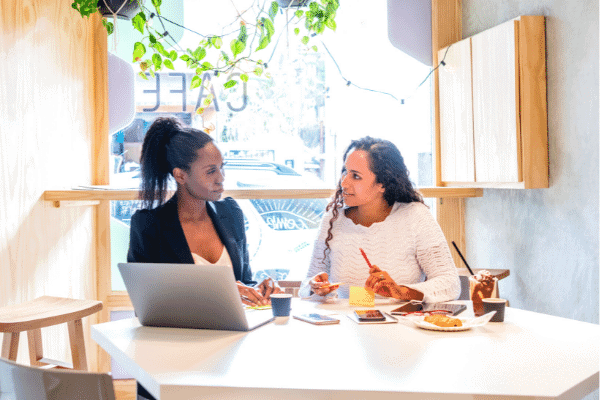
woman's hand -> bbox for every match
[237,281,268,306]
[309,272,335,296]
[255,277,283,301]
[365,266,424,301]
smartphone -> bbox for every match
[391,302,424,314]
[293,313,340,325]
[424,303,467,316]
[319,282,341,291]
[354,309,386,322]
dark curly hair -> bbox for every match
[138,116,213,209]
[323,136,424,259]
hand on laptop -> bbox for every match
[237,282,268,306]
[255,277,283,301]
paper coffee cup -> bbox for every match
[271,293,292,317]
[483,298,507,322]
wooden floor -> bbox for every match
[114,379,136,400]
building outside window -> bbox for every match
[108,1,434,290]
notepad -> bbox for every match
[349,286,375,307]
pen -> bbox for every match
[359,248,373,269]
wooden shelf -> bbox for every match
[44,187,483,205]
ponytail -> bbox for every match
[139,117,213,208]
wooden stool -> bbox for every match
[0,296,102,371]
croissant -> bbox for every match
[424,314,463,327]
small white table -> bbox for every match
[92,299,599,400]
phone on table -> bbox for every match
[391,302,467,316]
[354,309,386,322]
[319,282,341,291]
[294,313,340,325]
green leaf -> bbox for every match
[152,53,162,69]
[138,71,148,80]
[295,10,304,18]
[149,34,157,44]
[201,61,213,70]
[294,27,300,36]
[268,1,278,21]
[230,39,245,58]
[224,80,238,89]
[190,75,202,89]
[238,24,247,44]
[132,12,145,34]
[255,36,270,52]
[213,36,223,49]
[151,0,161,15]
[180,54,190,62]
[325,18,336,31]
[240,73,249,82]
[153,42,169,57]
[169,50,177,61]
[264,18,275,38]
[72,0,98,17]
[193,47,207,61]
[221,51,230,63]
[133,42,146,61]
[312,45,318,52]
[254,67,263,76]
[163,59,174,70]
[103,20,114,35]
[301,36,309,45]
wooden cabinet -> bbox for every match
[438,16,548,188]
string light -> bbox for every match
[139,3,454,105]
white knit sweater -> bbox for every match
[300,201,460,303]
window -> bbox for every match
[109,1,434,289]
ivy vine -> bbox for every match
[72,0,340,113]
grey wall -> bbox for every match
[463,0,599,324]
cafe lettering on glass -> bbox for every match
[137,72,248,113]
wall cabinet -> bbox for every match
[438,16,548,188]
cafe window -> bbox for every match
[109,1,434,289]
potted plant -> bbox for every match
[71,0,339,113]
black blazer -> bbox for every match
[127,195,256,285]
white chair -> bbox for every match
[0,356,115,400]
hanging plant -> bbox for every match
[71,0,340,113]
[97,0,142,20]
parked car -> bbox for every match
[110,159,330,283]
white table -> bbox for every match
[92,299,599,400]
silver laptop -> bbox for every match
[118,263,275,331]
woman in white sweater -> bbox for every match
[300,137,460,303]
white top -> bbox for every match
[91,299,600,400]
[192,246,232,267]
[300,202,460,303]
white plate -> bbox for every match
[405,311,496,332]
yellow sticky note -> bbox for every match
[349,286,375,307]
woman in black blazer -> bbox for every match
[126,116,280,305]
[127,117,282,400]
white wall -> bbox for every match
[463,0,599,324]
